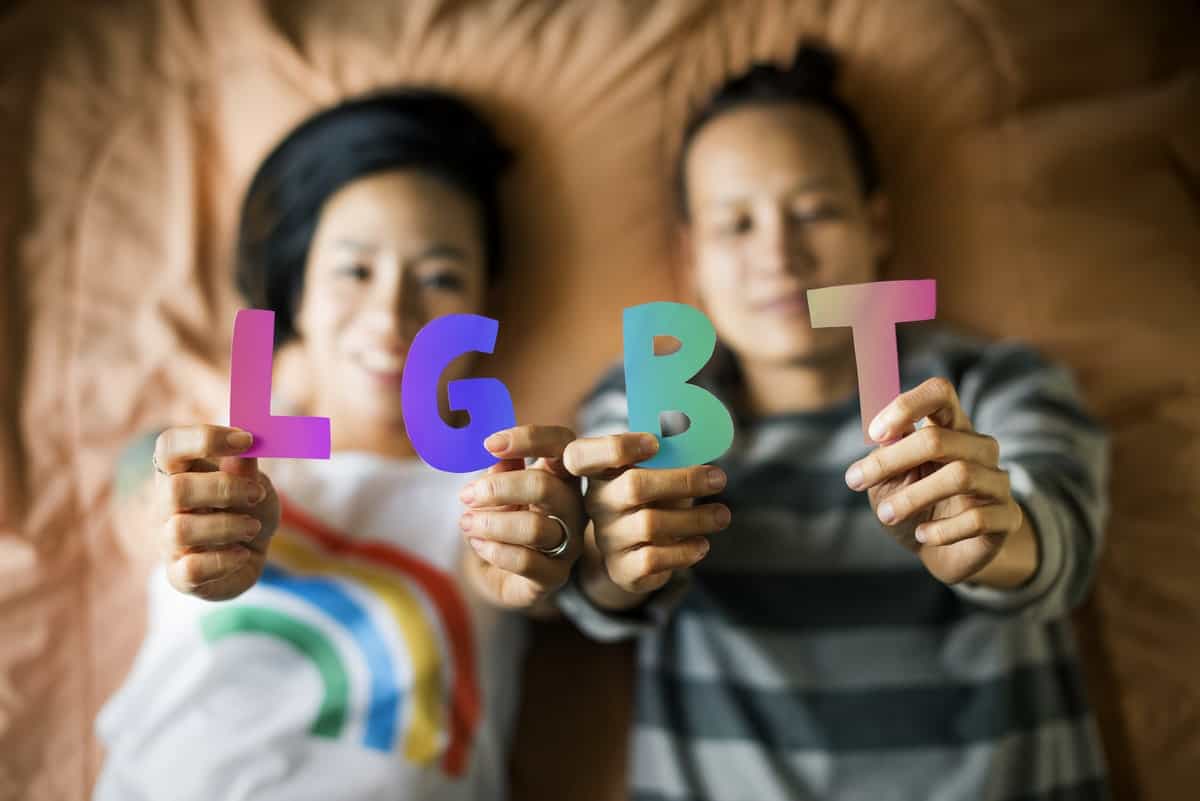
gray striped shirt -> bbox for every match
[558,326,1110,801]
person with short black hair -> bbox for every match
[558,43,1111,801]
[95,89,584,801]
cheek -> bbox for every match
[430,285,486,318]
[694,247,745,304]
[297,292,358,359]
[815,225,878,280]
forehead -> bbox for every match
[314,169,481,246]
[684,103,859,199]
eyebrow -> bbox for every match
[412,243,468,263]
[331,238,377,252]
[708,177,839,208]
[329,240,467,263]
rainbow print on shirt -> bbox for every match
[198,498,480,777]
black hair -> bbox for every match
[235,89,514,345]
[675,41,880,218]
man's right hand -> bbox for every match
[562,432,729,608]
[152,425,279,601]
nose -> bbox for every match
[750,207,815,278]
[366,261,419,342]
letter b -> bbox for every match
[623,302,734,469]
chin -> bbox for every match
[746,329,852,368]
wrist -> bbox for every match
[960,511,1039,589]
[579,549,660,611]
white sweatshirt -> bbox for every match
[95,452,527,801]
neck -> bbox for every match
[736,344,860,418]
[316,390,470,462]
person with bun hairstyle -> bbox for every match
[557,43,1111,800]
[95,90,583,801]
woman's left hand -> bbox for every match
[458,424,584,610]
[844,377,1027,585]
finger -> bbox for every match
[600,504,730,551]
[608,538,711,592]
[465,538,569,588]
[219,455,260,480]
[528,455,578,484]
[876,462,1011,526]
[847,427,1000,491]
[167,545,258,597]
[915,501,1022,546]
[461,468,577,513]
[163,512,262,555]
[167,471,268,511]
[868,377,970,442]
[593,465,726,513]
[467,558,559,609]
[156,425,255,473]
[563,433,659,477]
[461,509,570,552]
[484,425,576,461]
[486,457,526,476]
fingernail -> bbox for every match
[706,468,726,491]
[639,436,659,458]
[484,432,510,453]
[248,482,266,504]
[914,526,928,544]
[460,513,475,532]
[877,502,895,525]
[714,505,731,528]
[244,519,262,538]
[228,431,253,450]
[845,465,864,490]
[697,539,711,557]
[868,416,888,442]
[467,536,489,557]
[459,484,475,504]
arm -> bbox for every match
[553,432,727,642]
[846,344,1108,621]
[951,344,1109,618]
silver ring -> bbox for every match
[152,452,168,476]
[536,514,572,558]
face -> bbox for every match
[682,103,889,368]
[293,169,488,427]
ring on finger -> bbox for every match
[536,514,572,558]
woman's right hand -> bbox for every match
[152,425,279,600]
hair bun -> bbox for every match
[785,41,840,94]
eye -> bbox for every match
[418,270,466,291]
[792,203,842,223]
[335,263,372,281]
[715,215,753,237]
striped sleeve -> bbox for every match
[951,341,1110,622]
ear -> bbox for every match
[866,192,893,266]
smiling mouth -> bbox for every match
[356,350,407,385]
[754,291,811,315]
